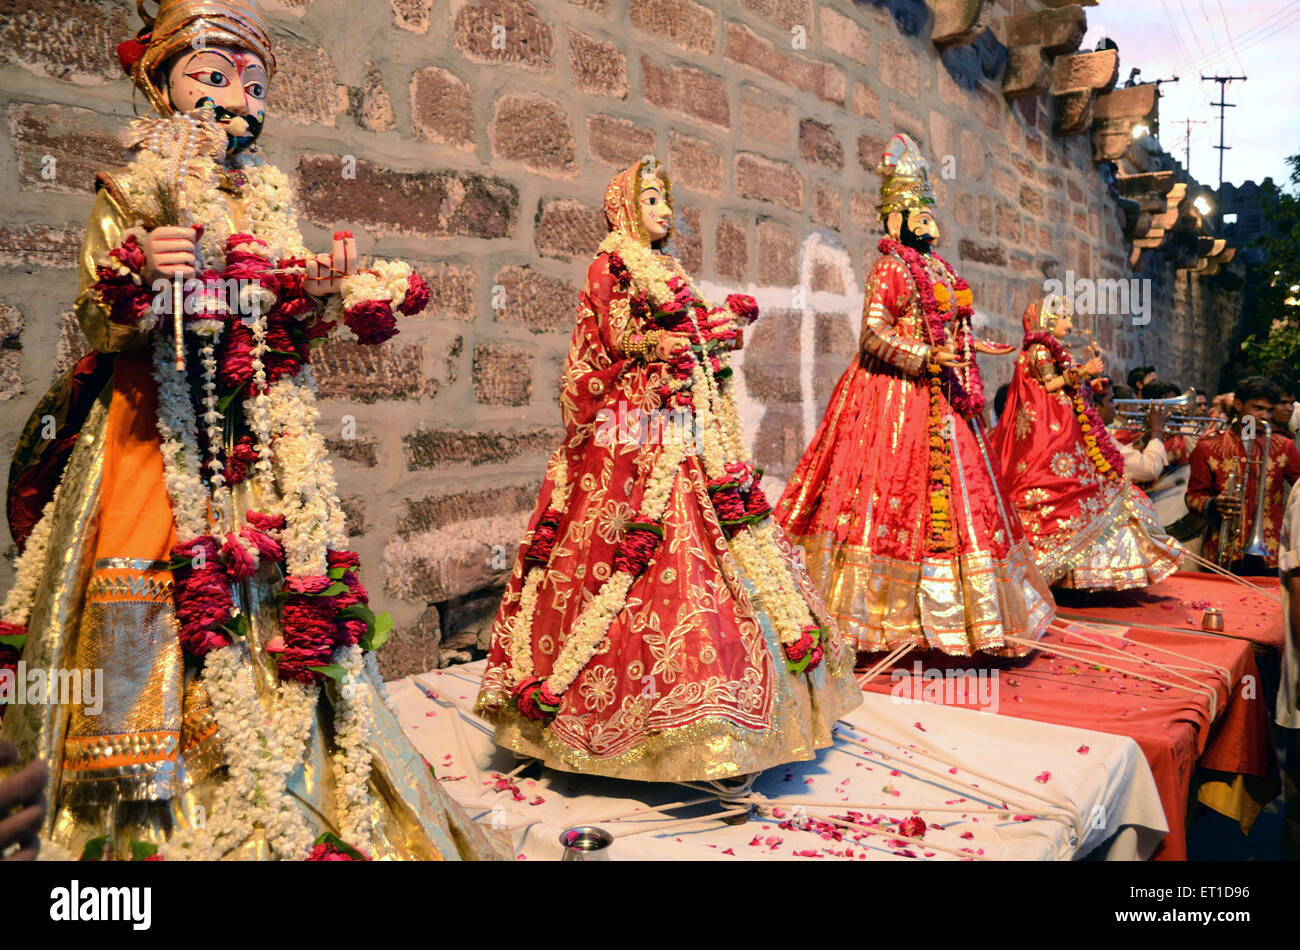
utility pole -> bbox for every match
[1202,74,1247,187]
[1179,118,1207,174]
[1150,76,1178,137]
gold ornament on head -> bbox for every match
[126,0,277,117]
[604,154,674,246]
[877,132,935,219]
[1023,291,1072,332]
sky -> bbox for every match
[1082,0,1300,190]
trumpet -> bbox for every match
[1216,419,1273,566]
[1112,388,1227,439]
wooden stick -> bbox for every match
[1048,622,1227,692]
[1050,622,1232,686]
[1178,549,1282,603]
[857,642,915,688]
[1054,610,1261,645]
[595,796,718,824]
[614,807,752,839]
[735,795,1035,818]
[835,729,1079,836]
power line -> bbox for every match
[1213,0,1247,75]
[1174,0,1300,73]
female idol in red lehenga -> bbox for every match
[776,134,1054,657]
[989,296,1183,588]
[475,157,860,783]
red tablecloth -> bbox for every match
[861,622,1279,860]
[1053,571,1285,654]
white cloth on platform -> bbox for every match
[389,660,1168,861]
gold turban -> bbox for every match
[603,155,674,244]
[122,0,277,117]
[876,132,934,219]
[1022,293,1071,333]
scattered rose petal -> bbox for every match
[1034,771,1051,784]
[1077,745,1090,755]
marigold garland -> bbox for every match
[1023,331,1124,481]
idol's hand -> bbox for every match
[933,344,968,369]
[0,740,47,862]
[973,339,1015,356]
[142,225,199,284]
[656,333,692,361]
[1082,356,1105,377]
[304,231,358,296]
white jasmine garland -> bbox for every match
[0,493,60,626]
[329,644,376,853]
[151,333,210,539]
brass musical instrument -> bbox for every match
[1113,388,1227,439]
[1216,419,1273,566]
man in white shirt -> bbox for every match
[1095,388,1170,481]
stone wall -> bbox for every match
[0,0,1237,674]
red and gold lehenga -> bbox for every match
[776,247,1054,656]
[988,299,1183,589]
[475,159,860,782]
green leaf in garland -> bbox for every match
[0,634,26,650]
[80,836,109,861]
[309,663,349,684]
[216,379,249,413]
[220,613,250,638]
[312,831,366,861]
[130,840,159,861]
[363,611,392,652]
[327,566,347,580]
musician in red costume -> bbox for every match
[990,295,1183,588]
[776,134,1054,656]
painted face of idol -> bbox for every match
[899,206,939,254]
[638,171,673,243]
[165,44,269,153]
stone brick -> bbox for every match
[492,265,577,333]
[534,197,606,260]
[852,81,880,121]
[324,437,380,468]
[351,62,395,132]
[411,66,475,149]
[798,119,844,171]
[414,261,477,321]
[996,201,1022,243]
[8,104,123,196]
[756,218,797,286]
[569,30,627,97]
[474,341,533,406]
[397,485,541,537]
[402,427,561,469]
[314,341,442,402]
[1019,184,1044,216]
[489,92,577,177]
[977,194,993,236]
[740,86,794,148]
[0,300,23,402]
[673,206,703,275]
[340,495,366,538]
[392,0,434,33]
[820,8,872,66]
[972,82,1004,131]
[0,226,81,270]
[877,39,920,98]
[587,114,655,168]
[568,0,609,11]
[848,192,875,232]
[725,22,844,106]
[641,57,730,128]
[812,182,842,231]
[752,403,806,481]
[810,260,845,295]
[958,238,1007,266]
[375,604,441,681]
[739,0,813,32]
[271,40,342,127]
[0,0,130,83]
[452,0,554,71]
[890,107,927,149]
[929,109,956,164]
[628,0,715,55]
[953,189,974,228]
[745,307,801,403]
[992,166,1017,200]
[1067,177,1084,203]
[715,216,747,281]
[297,156,518,240]
[960,129,986,181]
[857,132,887,172]
[668,130,722,195]
[735,153,804,211]
[814,311,854,358]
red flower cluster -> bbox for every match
[398,273,431,316]
[725,293,759,325]
[268,550,374,684]
[0,620,24,707]
[606,252,631,289]
[344,299,396,346]
[222,436,260,485]
[896,815,927,838]
[513,675,562,720]
[306,842,370,861]
[784,625,825,674]
[170,537,235,659]
[93,235,153,327]
[613,525,661,576]
[525,510,561,567]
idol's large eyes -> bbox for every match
[245,81,266,99]
[187,69,232,88]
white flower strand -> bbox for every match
[160,644,317,861]
[329,644,376,854]
[151,332,210,539]
[0,493,59,625]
